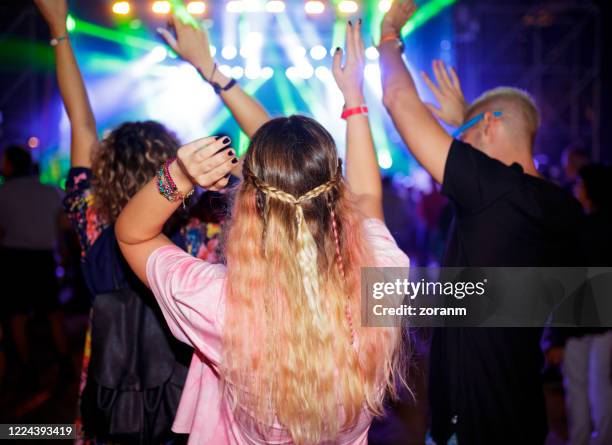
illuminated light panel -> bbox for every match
[338,0,358,14]
[151,1,171,14]
[309,45,327,60]
[221,45,237,60]
[304,0,325,15]
[365,46,379,60]
[112,1,131,15]
[226,1,244,13]
[28,136,39,149]
[378,0,392,12]
[186,1,206,15]
[266,0,286,13]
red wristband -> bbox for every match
[341,105,368,120]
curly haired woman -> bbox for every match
[116,20,410,445]
[34,0,268,442]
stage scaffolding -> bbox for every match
[454,0,602,162]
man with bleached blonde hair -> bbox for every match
[379,2,584,444]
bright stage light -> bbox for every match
[261,67,274,79]
[231,66,244,79]
[365,46,379,60]
[378,150,392,169]
[219,64,232,76]
[186,1,206,15]
[209,45,216,57]
[292,46,307,58]
[152,1,171,14]
[221,45,238,60]
[266,1,286,13]
[309,45,327,60]
[297,64,314,79]
[378,0,392,12]
[66,15,76,32]
[314,66,331,81]
[245,66,261,79]
[338,0,358,14]
[338,0,358,13]
[28,136,39,149]
[304,1,325,15]
[150,45,168,63]
[286,66,299,80]
[226,1,244,13]
[112,1,131,15]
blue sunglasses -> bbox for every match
[452,111,503,138]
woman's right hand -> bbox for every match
[175,136,237,192]
[34,0,68,35]
[157,15,215,77]
[332,20,366,107]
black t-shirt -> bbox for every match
[429,140,584,445]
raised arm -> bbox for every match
[379,0,452,184]
[115,137,236,284]
[158,15,270,139]
[34,0,97,168]
[332,20,383,221]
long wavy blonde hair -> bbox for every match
[223,116,406,444]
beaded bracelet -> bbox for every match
[157,158,194,208]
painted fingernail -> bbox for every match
[227,150,234,156]
[231,158,238,164]
[336,47,341,52]
[222,137,230,144]
[348,20,352,26]
[358,18,362,25]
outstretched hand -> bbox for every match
[157,15,214,76]
[332,20,365,106]
[421,60,467,127]
[381,0,417,38]
[34,0,68,35]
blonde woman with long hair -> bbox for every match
[116,21,409,445]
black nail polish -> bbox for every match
[348,20,352,26]
[227,150,234,156]
[222,137,230,144]
[358,18,362,25]
[336,47,341,52]
[231,158,238,164]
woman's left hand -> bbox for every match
[332,20,366,107]
[175,136,237,192]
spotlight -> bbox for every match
[226,1,244,13]
[266,1,285,13]
[245,66,261,79]
[285,66,299,80]
[231,66,244,79]
[309,45,327,60]
[297,64,314,79]
[378,150,393,169]
[314,66,331,81]
[365,46,379,60]
[293,46,307,58]
[221,45,238,60]
[28,136,39,149]
[112,1,130,15]
[152,1,171,14]
[261,67,274,79]
[304,0,325,15]
[150,45,168,63]
[219,64,232,76]
[186,1,206,15]
[338,0,358,14]
[378,0,392,12]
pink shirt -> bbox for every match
[146,218,410,444]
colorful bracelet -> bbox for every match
[341,105,368,120]
[157,158,194,208]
